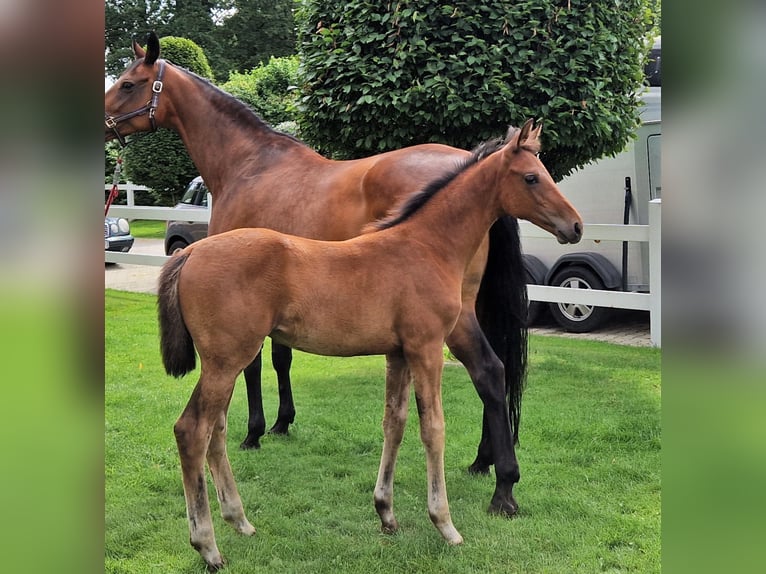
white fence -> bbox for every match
[105,184,661,347]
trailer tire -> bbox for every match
[548,266,612,332]
[525,269,545,326]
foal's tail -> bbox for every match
[475,216,528,443]
[157,252,196,378]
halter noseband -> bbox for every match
[105,59,166,146]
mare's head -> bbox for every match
[105,32,166,143]
[496,120,583,244]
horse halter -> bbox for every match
[105,59,166,146]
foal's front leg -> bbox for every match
[374,352,411,534]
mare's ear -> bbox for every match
[143,31,161,66]
[132,38,145,59]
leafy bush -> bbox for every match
[221,56,301,127]
[122,36,213,205]
[297,1,656,180]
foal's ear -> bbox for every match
[516,119,535,151]
[143,31,161,66]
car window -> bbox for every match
[180,181,200,204]
[644,39,661,87]
[194,185,209,207]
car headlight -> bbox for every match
[109,222,120,234]
[117,218,130,233]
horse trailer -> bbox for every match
[523,38,661,332]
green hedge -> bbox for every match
[297,1,656,180]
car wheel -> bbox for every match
[548,266,611,332]
[167,240,189,255]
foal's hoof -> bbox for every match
[206,558,226,573]
[202,553,226,572]
[239,436,261,450]
[380,519,400,535]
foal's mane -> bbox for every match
[367,126,526,232]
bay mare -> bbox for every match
[107,31,525,527]
[158,122,583,569]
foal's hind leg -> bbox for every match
[406,343,463,545]
[446,311,519,517]
[374,352,411,534]
[208,410,256,536]
[268,343,296,435]
[175,369,242,571]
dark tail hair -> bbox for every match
[157,253,196,377]
[475,216,529,443]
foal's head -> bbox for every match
[104,32,166,143]
[496,120,583,244]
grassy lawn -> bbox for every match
[106,289,660,573]
[128,219,166,239]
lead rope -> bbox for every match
[105,153,123,216]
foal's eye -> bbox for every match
[121,81,134,91]
[524,174,539,185]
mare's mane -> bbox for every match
[369,126,526,232]
[171,61,305,146]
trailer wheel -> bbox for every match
[525,269,545,326]
[548,266,611,332]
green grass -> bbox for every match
[129,219,166,239]
[106,289,660,573]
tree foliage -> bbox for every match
[105,0,296,82]
[122,37,213,205]
[215,1,297,81]
[297,0,657,180]
[221,56,301,127]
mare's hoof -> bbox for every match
[488,497,518,518]
[268,422,290,435]
[239,436,261,450]
[467,462,490,476]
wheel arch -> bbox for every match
[544,252,622,290]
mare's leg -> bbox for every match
[208,410,256,536]
[406,343,463,545]
[373,352,411,534]
[174,368,240,571]
[240,352,265,449]
[446,311,519,516]
[268,343,296,434]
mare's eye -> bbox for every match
[524,174,539,185]
[121,81,134,91]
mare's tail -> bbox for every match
[157,252,196,378]
[475,216,528,443]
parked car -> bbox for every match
[105,216,134,252]
[164,176,210,255]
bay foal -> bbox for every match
[158,121,582,569]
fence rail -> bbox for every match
[105,184,661,346]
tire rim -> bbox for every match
[556,277,594,322]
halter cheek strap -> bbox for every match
[105,59,166,146]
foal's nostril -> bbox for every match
[574,222,582,237]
